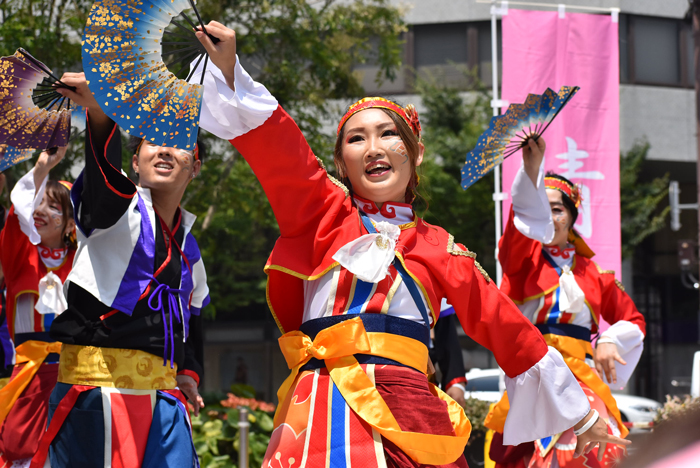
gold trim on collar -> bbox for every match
[399,215,418,230]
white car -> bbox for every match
[613,393,660,433]
[463,368,503,403]
[463,367,660,433]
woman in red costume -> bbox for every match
[0,147,76,465]
[486,143,646,468]
[193,23,628,467]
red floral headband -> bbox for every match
[337,97,421,140]
[545,177,582,208]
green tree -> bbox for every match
[0,0,407,321]
[415,77,497,276]
[620,141,670,259]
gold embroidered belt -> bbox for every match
[276,316,472,465]
[57,344,177,390]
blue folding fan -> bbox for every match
[82,0,219,151]
[461,86,580,190]
[0,145,34,172]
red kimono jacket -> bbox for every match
[498,209,646,335]
[231,106,549,380]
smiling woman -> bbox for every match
[190,21,629,468]
[0,147,76,465]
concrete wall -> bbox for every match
[620,85,697,162]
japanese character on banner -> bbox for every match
[555,137,604,239]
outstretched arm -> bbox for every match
[192,22,349,238]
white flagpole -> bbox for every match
[490,1,508,286]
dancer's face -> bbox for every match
[132,141,201,194]
[33,193,73,249]
[340,109,423,205]
[545,189,573,247]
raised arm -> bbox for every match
[193,22,349,238]
[56,74,136,233]
[499,140,553,277]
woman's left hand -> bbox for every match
[595,342,626,385]
[176,374,205,416]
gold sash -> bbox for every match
[276,316,472,465]
[57,344,177,390]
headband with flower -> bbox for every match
[544,176,582,208]
[337,97,422,141]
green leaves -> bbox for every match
[619,141,670,259]
[415,75,497,276]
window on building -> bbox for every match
[409,21,501,91]
[621,14,693,88]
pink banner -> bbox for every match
[501,9,621,278]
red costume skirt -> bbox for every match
[0,362,58,461]
[264,364,469,468]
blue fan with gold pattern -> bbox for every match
[82,0,219,151]
[461,86,580,190]
[0,145,34,172]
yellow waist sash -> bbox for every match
[276,316,472,465]
[57,344,177,390]
[484,334,628,438]
[0,340,61,423]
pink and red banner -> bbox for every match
[501,9,621,278]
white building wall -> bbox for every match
[620,85,697,162]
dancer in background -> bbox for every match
[486,141,646,468]
[0,147,75,465]
[193,23,628,467]
[28,75,210,468]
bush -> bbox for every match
[463,396,492,439]
[654,394,700,429]
[191,393,276,468]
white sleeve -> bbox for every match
[511,160,555,244]
[598,321,644,390]
[10,167,46,245]
[190,55,278,140]
[503,347,590,445]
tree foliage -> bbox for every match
[620,141,670,259]
[415,77,497,276]
[0,0,407,321]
